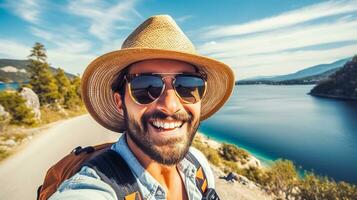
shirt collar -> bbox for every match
[111,134,198,199]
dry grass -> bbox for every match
[39,105,87,125]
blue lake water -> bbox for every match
[0,82,20,91]
[199,85,357,184]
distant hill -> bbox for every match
[310,56,357,100]
[237,57,352,85]
[0,59,76,83]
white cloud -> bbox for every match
[176,15,194,23]
[193,0,357,80]
[199,19,357,57]
[201,0,357,39]
[67,0,140,41]
[0,39,94,75]
[46,49,95,75]
[30,27,93,53]
[4,0,42,24]
[0,40,31,59]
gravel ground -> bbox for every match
[213,166,274,200]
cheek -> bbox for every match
[124,92,147,121]
[186,102,201,119]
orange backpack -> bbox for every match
[37,143,114,200]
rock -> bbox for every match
[0,104,10,120]
[3,139,17,147]
[226,172,239,182]
[19,87,41,121]
[247,156,261,168]
[238,155,262,169]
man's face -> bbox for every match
[119,59,202,165]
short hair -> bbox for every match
[111,64,131,97]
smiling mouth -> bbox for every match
[149,119,185,131]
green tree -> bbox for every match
[27,43,59,106]
[29,42,47,62]
[63,85,82,109]
[55,68,71,104]
[0,91,36,125]
[71,75,82,99]
[311,55,357,99]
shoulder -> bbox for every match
[49,166,117,200]
[188,147,216,188]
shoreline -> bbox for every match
[195,132,269,170]
[197,130,274,167]
[309,92,357,101]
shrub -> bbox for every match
[264,159,299,199]
[241,166,269,185]
[297,172,357,200]
[0,91,36,125]
[220,143,250,162]
[192,137,221,166]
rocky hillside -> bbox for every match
[0,59,75,83]
[237,57,351,85]
[310,55,357,100]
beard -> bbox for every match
[122,104,200,165]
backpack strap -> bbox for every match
[185,151,208,194]
[83,149,142,200]
[185,151,220,200]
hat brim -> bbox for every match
[81,48,235,133]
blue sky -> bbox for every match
[0,0,356,79]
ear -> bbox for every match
[113,92,123,111]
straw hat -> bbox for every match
[81,15,235,133]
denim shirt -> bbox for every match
[49,135,215,200]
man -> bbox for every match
[49,15,234,200]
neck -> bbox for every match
[125,134,179,183]
[125,134,188,200]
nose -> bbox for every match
[155,79,183,115]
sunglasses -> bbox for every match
[124,72,207,104]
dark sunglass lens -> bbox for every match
[174,76,205,103]
[130,75,163,104]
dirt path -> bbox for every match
[0,114,118,200]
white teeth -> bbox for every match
[152,120,183,129]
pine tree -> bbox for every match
[27,43,59,106]
[29,42,47,62]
